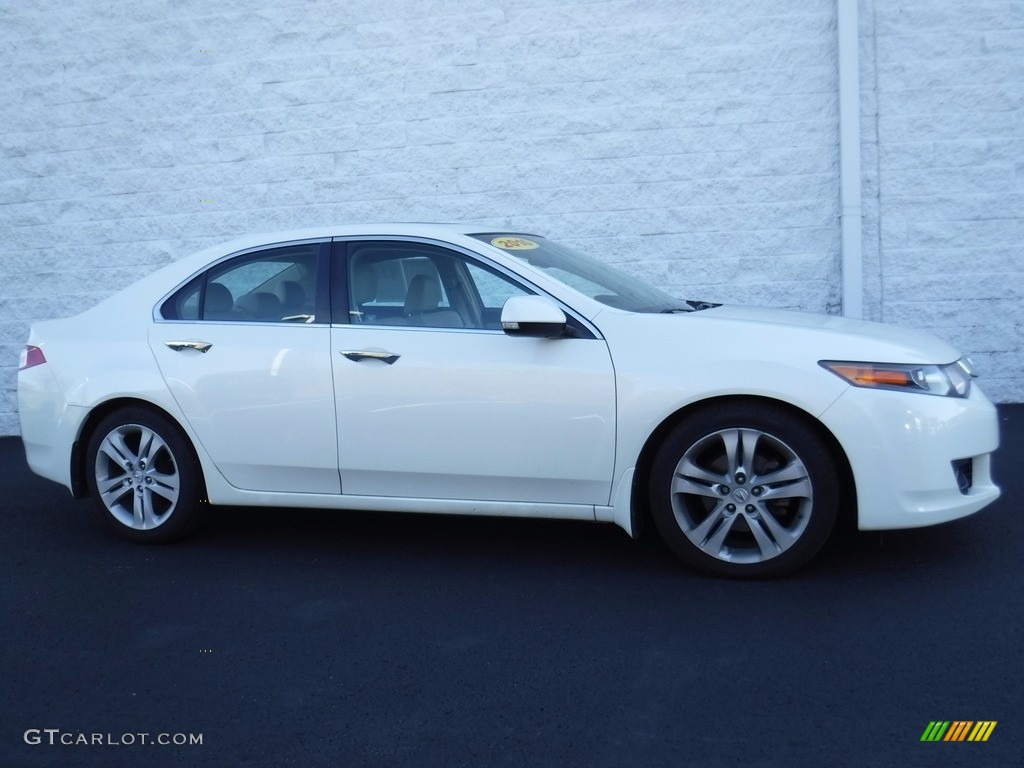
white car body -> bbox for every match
[18,224,1000,574]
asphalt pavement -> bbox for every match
[2,405,1022,768]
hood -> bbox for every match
[669,304,962,365]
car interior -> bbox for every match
[348,243,525,330]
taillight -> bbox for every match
[19,345,46,371]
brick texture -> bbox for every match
[862,0,1024,403]
[0,0,1020,435]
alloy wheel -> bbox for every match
[670,427,814,565]
[93,423,181,530]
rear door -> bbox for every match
[150,241,340,494]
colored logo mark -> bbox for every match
[921,721,997,742]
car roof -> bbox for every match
[202,222,507,255]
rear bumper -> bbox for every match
[18,365,84,493]
[819,384,1000,530]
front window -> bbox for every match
[345,241,532,330]
[472,234,696,313]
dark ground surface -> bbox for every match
[1,405,1021,768]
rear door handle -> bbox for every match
[165,341,213,353]
[339,350,400,365]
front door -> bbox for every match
[331,240,616,505]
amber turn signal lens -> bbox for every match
[827,365,913,387]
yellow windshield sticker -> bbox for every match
[491,237,539,250]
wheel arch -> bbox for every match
[70,397,204,499]
[629,395,857,539]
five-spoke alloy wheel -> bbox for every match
[649,402,839,578]
[85,407,203,543]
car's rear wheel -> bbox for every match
[85,407,203,543]
[648,402,839,578]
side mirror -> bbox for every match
[500,295,567,338]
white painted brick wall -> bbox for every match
[864,0,1024,403]
[0,0,1019,436]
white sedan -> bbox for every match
[18,224,1001,577]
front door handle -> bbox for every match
[339,350,400,365]
[165,341,213,353]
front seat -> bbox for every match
[403,274,463,328]
[351,266,380,323]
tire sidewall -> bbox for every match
[648,403,839,578]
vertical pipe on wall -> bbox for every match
[837,0,863,318]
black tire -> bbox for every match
[648,402,839,578]
[85,406,203,543]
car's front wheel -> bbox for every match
[648,402,840,578]
[85,407,203,543]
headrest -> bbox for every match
[404,274,441,315]
[205,282,233,314]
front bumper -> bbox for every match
[819,383,1000,530]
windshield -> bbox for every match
[471,234,694,313]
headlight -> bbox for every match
[819,357,974,398]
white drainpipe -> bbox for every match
[837,0,863,318]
